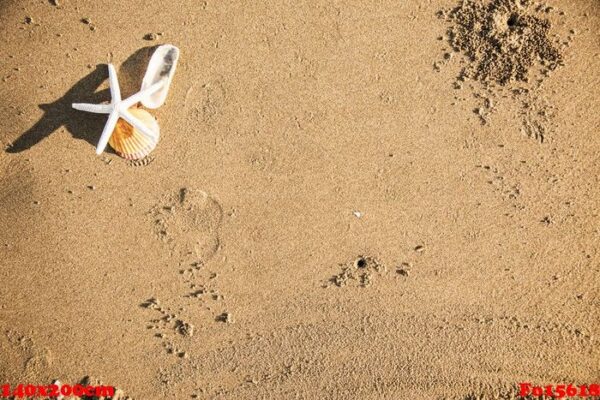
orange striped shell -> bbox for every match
[109,108,160,160]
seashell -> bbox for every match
[108,108,159,160]
[51,380,63,400]
[141,44,180,109]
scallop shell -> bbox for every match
[141,44,180,109]
[108,108,159,160]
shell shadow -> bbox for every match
[5,46,158,154]
[117,45,158,98]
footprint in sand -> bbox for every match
[145,189,225,357]
[184,79,227,126]
[0,330,52,382]
[151,188,223,263]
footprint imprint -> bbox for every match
[141,297,194,358]
[184,79,227,126]
[0,329,52,381]
[151,188,223,263]
[144,189,226,356]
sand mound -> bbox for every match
[444,0,563,85]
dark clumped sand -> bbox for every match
[437,0,577,142]
[0,0,598,399]
[444,0,563,85]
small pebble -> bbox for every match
[216,312,233,324]
[176,320,194,336]
[144,33,158,41]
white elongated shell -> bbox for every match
[109,108,159,160]
[141,44,180,109]
[52,380,64,400]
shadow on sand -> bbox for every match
[6,46,158,154]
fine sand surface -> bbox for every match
[0,0,599,399]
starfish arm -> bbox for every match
[108,64,121,103]
[96,110,119,155]
[120,80,165,109]
[120,109,158,140]
[72,103,113,114]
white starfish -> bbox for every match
[72,64,164,155]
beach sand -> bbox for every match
[0,0,598,398]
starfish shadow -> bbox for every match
[5,46,158,154]
[6,65,109,153]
